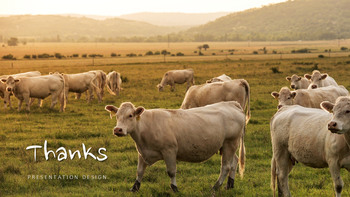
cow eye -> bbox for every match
[129,114,133,118]
[346,110,350,114]
[287,97,291,99]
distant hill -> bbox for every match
[0,15,186,42]
[185,0,350,41]
[119,12,230,27]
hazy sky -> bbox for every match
[2,0,287,16]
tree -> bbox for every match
[161,49,168,62]
[197,45,203,55]
[7,37,18,46]
[203,44,210,51]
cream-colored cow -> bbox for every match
[1,73,65,112]
[106,71,122,96]
[105,101,246,192]
[286,74,310,90]
[0,71,41,108]
[270,98,350,197]
[181,79,251,124]
[206,74,232,83]
[271,86,348,109]
[157,69,194,92]
[304,70,338,89]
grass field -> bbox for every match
[1,41,350,196]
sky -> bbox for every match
[1,0,287,16]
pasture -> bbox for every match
[1,41,350,196]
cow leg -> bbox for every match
[275,151,292,197]
[213,141,238,191]
[329,162,343,197]
[87,87,93,103]
[226,154,239,189]
[4,91,10,108]
[131,154,148,192]
[163,151,178,192]
[24,95,31,111]
[38,99,43,107]
[75,93,81,100]
[50,92,59,109]
[18,99,23,111]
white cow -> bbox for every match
[206,74,232,83]
[304,70,338,89]
[0,71,41,108]
[105,101,246,192]
[181,79,251,124]
[271,86,348,109]
[286,74,310,90]
[1,73,65,112]
[106,71,122,96]
[157,69,194,92]
[271,99,350,197]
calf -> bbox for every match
[157,69,194,92]
[105,101,245,192]
[106,71,122,96]
[285,74,310,90]
[271,86,348,109]
[304,70,338,89]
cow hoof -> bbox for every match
[170,184,179,192]
[130,180,140,192]
[225,177,234,189]
[212,183,221,191]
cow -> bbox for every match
[0,71,41,108]
[75,70,106,102]
[1,73,65,112]
[285,74,310,90]
[181,79,251,124]
[304,70,338,89]
[270,98,350,197]
[62,72,101,103]
[105,101,246,192]
[106,71,122,96]
[206,74,232,83]
[271,86,348,109]
[157,69,194,92]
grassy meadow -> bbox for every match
[1,41,350,196]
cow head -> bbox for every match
[305,70,328,89]
[105,102,145,137]
[271,87,296,109]
[286,74,302,90]
[321,96,350,134]
[1,76,19,92]
[157,84,164,91]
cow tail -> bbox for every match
[238,124,246,178]
[241,79,251,125]
[101,72,106,96]
[105,78,116,96]
[91,75,101,95]
[271,157,277,197]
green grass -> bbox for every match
[1,54,350,196]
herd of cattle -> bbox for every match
[2,68,350,196]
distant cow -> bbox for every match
[271,86,348,109]
[157,69,194,92]
[106,71,122,96]
[304,70,338,89]
[181,79,250,124]
[105,101,245,192]
[0,71,41,108]
[270,100,350,197]
[206,74,232,83]
[1,73,65,112]
[286,74,310,90]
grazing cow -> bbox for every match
[271,86,348,109]
[0,71,41,108]
[105,101,246,192]
[285,74,310,90]
[106,71,122,96]
[304,70,338,89]
[181,79,251,124]
[206,74,232,83]
[271,100,350,197]
[1,74,65,112]
[62,72,101,103]
[157,69,194,92]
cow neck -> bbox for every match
[129,120,143,146]
[343,132,350,148]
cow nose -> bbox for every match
[311,85,317,89]
[113,127,124,136]
[328,121,337,128]
[7,87,11,92]
[277,105,283,109]
[291,85,295,89]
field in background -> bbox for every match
[1,41,350,196]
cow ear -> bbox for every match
[291,91,297,98]
[49,72,53,75]
[321,101,334,113]
[15,79,20,83]
[297,77,301,81]
[135,107,145,117]
[105,105,118,119]
[304,74,311,80]
[271,92,279,99]
[0,79,6,83]
[321,74,328,80]
[286,77,291,81]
